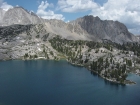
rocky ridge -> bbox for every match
[0,7,140,84]
[70,15,139,43]
[0,6,139,43]
[0,7,44,25]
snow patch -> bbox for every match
[37,47,42,51]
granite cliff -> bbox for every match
[0,6,139,43]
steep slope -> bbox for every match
[0,24,59,60]
[44,19,93,40]
[70,15,139,43]
[0,7,139,43]
[0,24,51,41]
[0,7,44,26]
[0,7,140,85]
[0,8,6,23]
[0,7,92,41]
[0,23,92,60]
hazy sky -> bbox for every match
[0,0,140,35]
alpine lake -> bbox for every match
[0,60,140,105]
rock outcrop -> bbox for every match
[0,6,44,26]
[70,15,139,43]
[0,7,139,44]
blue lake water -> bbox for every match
[0,60,140,105]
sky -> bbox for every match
[0,0,140,35]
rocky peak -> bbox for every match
[0,6,43,26]
[70,15,138,43]
[0,7,139,43]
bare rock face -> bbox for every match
[0,8,6,23]
[44,19,92,41]
[0,7,140,61]
[70,15,139,43]
[0,24,57,60]
[0,7,43,26]
[0,7,139,44]
[0,24,49,40]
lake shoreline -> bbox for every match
[68,61,136,85]
[0,58,137,85]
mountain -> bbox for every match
[70,15,139,43]
[0,7,140,84]
[0,6,44,26]
[44,19,92,40]
[0,8,6,22]
[0,24,56,60]
[0,6,139,43]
